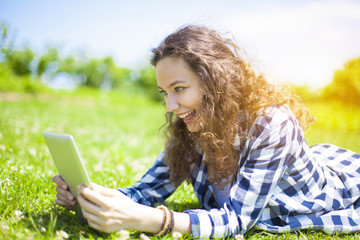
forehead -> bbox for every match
[156,56,200,88]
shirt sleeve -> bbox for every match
[117,151,177,206]
[185,106,303,238]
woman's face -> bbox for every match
[156,56,204,132]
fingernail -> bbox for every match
[68,195,73,200]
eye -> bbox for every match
[159,90,167,96]
[175,87,185,92]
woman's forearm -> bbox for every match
[133,203,191,235]
[173,211,191,234]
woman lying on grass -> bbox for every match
[52,25,360,238]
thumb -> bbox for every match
[89,182,117,197]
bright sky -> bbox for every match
[1,0,360,89]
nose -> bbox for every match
[166,94,179,112]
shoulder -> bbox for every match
[250,104,298,138]
[235,105,299,150]
[258,104,294,126]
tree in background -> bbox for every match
[0,23,47,92]
[36,47,59,78]
[56,55,131,89]
[81,56,131,89]
[0,22,10,57]
[2,47,34,76]
[135,64,161,101]
[0,23,132,92]
[1,23,35,76]
[323,58,360,105]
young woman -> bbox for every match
[52,25,360,238]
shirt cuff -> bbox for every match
[185,210,202,238]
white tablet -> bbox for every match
[43,131,91,219]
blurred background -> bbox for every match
[0,0,359,102]
[0,1,359,238]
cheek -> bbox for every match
[186,89,203,108]
[195,93,204,107]
[196,97,203,109]
[183,94,202,109]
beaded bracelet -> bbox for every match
[154,205,171,236]
[155,206,167,236]
[168,210,174,234]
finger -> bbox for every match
[81,206,102,223]
[78,191,101,215]
[55,199,74,209]
[56,186,75,201]
[52,175,69,190]
[87,219,102,232]
[56,190,76,205]
[55,199,75,210]
[89,183,118,197]
[56,189,76,204]
[56,187,76,203]
[78,184,106,207]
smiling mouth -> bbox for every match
[178,110,196,124]
[178,111,193,118]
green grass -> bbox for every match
[0,89,359,239]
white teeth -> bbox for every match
[178,111,193,118]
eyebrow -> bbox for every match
[158,80,186,89]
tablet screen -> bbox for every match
[44,131,91,218]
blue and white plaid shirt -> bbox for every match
[119,105,360,238]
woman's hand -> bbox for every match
[78,183,191,235]
[77,183,141,233]
[52,175,76,210]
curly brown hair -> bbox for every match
[151,25,313,188]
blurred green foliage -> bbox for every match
[136,64,162,101]
[322,57,360,105]
[2,47,35,76]
[1,23,360,105]
[0,23,158,100]
[57,55,131,89]
[0,63,47,93]
[37,47,58,77]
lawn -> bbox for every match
[0,89,359,239]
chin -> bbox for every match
[186,124,201,133]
